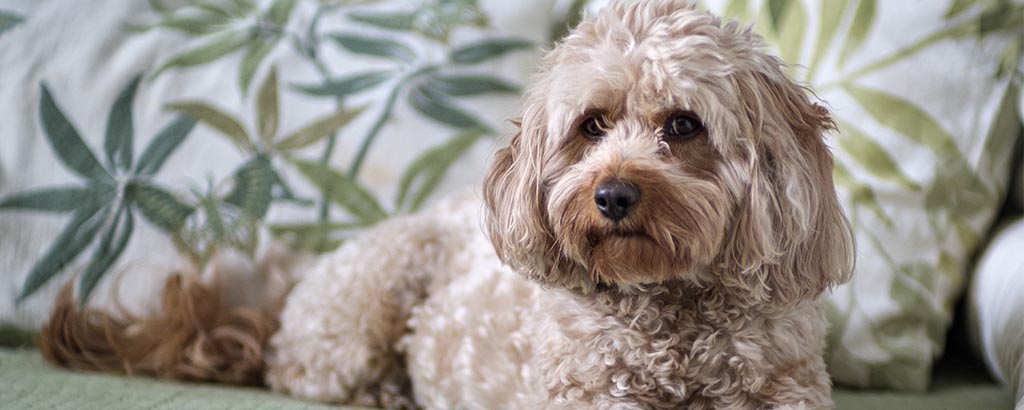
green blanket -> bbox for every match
[0,348,1011,410]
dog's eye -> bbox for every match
[580,116,607,140]
[663,113,703,140]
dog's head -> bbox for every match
[483,0,854,305]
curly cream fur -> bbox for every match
[267,1,854,409]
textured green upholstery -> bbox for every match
[0,347,1011,410]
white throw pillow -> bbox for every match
[969,217,1024,406]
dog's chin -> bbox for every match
[587,230,689,287]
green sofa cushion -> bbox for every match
[0,348,1011,410]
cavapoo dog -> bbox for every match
[42,1,855,409]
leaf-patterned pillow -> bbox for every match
[704,0,1023,390]
[0,0,549,328]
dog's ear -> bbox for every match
[717,53,855,306]
[483,104,565,286]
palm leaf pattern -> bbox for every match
[713,0,1023,390]
[6,0,533,303]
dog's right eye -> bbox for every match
[580,117,607,140]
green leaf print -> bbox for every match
[396,131,482,212]
[838,0,875,68]
[835,120,921,191]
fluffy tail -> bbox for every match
[39,274,278,385]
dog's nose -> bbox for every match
[594,180,640,221]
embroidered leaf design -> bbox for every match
[269,221,362,253]
[809,0,848,78]
[0,186,104,213]
[274,105,368,151]
[396,131,481,212]
[256,67,279,145]
[839,0,875,68]
[13,76,197,303]
[104,76,141,172]
[239,36,280,94]
[836,120,920,191]
[152,29,251,78]
[845,85,958,160]
[78,204,134,304]
[426,74,519,96]
[290,158,387,224]
[17,204,111,302]
[408,85,488,130]
[228,0,257,16]
[265,0,296,26]
[978,2,1023,35]
[348,10,417,32]
[200,195,227,243]
[945,0,977,19]
[0,10,24,36]
[449,38,533,64]
[129,182,194,231]
[767,0,786,31]
[292,70,394,99]
[126,13,228,36]
[996,37,1022,78]
[833,161,893,228]
[39,84,114,184]
[767,0,807,65]
[193,1,233,18]
[413,0,488,42]
[923,162,991,243]
[135,117,197,176]
[267,167,308,205]
[225,156,275,218]
[166,101,253,151]
[329,33,416,64]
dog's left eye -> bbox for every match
[663,113,703,140]
[580,116,608,140]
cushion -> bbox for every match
[0,347,1011,410]
[701,0,1023,390]
[969,217,1024,405]
[0,0,546,326]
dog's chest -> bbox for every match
[530,287,768,409]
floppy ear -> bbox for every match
[716,54,855,307]
[483,102,573,288]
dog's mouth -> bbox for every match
[587,229,655,247]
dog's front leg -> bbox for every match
[265,214,460,406]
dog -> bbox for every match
[264,1,853,409]
[41,1,854,409]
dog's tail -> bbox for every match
[39,273,278,385]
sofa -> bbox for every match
[1,0,1022,409]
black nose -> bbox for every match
[594,180,640,221]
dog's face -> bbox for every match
[484,1,854,305]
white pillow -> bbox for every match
[969,217,1024,406]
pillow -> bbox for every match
[968,218,1024,405]
[0,0,549,328]
[701,0,1022,390]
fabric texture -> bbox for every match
[699,0,1024,390]
[969,218,1024,406]
[0,0,549,327]
[0,348,364,410]
[0,347,1011,410]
